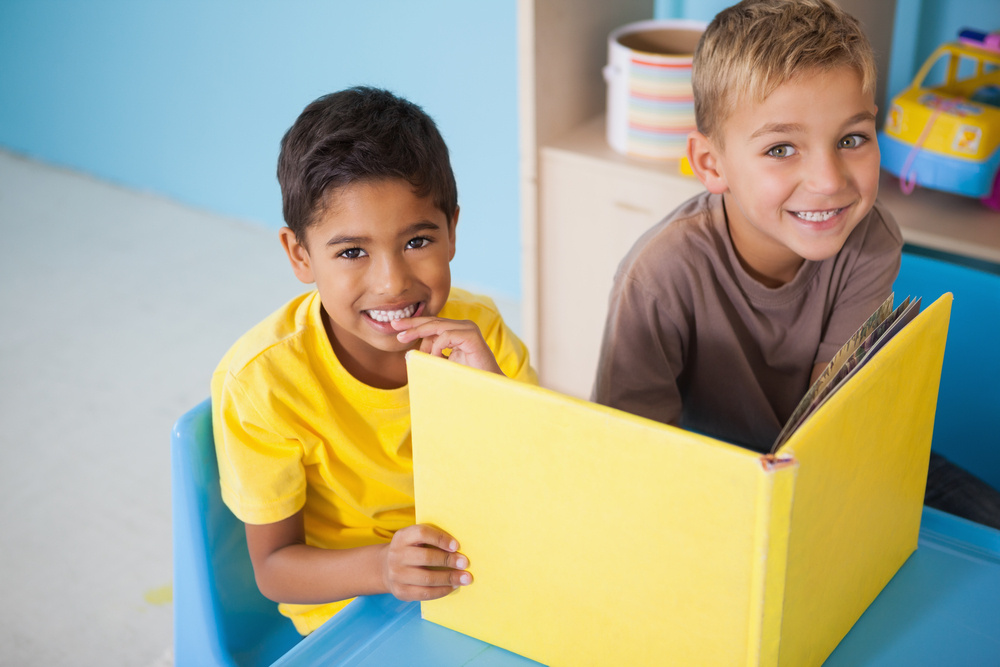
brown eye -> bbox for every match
[339,247,366,259]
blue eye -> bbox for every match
[339,247,367,260]
[767,144,797,158]
[840,134,867,149]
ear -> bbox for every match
[687,130,729,195]
[279,227,316,284]
[447,205,459,261]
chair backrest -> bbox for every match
[893,249,1000,491]
[172,399,302,666]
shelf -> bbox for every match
[877,171,1000,264]
[545,114,696,184]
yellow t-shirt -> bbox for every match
[211,287,536,634]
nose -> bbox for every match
[370,252,412,296]
[805,149,848,195]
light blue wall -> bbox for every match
[0,1,520,300]
[655,0,731,23]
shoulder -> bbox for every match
[622,191,720,273]
[615,191,725,300]
[214,291,320,383]
[439,287,503,322]
[440,287,514,346]
[866,200,903,245]
[439,288,522,343]
[846,200,904,256]
[441,287,537,384]
[824,200,904,286]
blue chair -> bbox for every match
[893,247,1000,492]
[172,399,302,666]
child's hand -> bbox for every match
[379,524,472,601]
[392,316,504,375]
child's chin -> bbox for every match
[796,242,846,263]
[791,230,853,261]
[372,337,416,354]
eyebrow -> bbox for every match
[324,220,443,247]
[749,111,877,141]
[750,122,803,140]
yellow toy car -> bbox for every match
[878,29,1000,210]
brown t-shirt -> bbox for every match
[593,191,903,453]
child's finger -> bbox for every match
[396,562,473,589]
[393,575,471,601]
[395,523,460,553]
[428,332,462,358]
[405,545,470,571]
[392,317,478,342]
[418,335,440,356]
[405,328,473,355]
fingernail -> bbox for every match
[448,540,458,551]
[459,573,471,586]
[455,556,468,569]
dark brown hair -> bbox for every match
[277,87,458,243]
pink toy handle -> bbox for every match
[898,97,959,195]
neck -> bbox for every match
[722,195,804,288]
[322,311,409,389]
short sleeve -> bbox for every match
[815,204,904,365]
[486,315,538,386]
[213,375,307,525]
[593,273,684,426]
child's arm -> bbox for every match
[245,511,472,605]
[392,316,504,375]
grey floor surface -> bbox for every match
[0,149,520,666]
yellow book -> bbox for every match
[408,294,952,667]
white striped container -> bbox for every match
[604,19,706,160]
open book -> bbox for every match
[408,293,952,667]
[772,293,923,450]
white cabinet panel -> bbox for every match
[538,139,704,396]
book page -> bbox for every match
[772,297,920,444]
[772,294,896,451]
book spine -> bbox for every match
[747,458,797,666]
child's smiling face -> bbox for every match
[281,178,456,385]
[698,66,880,286]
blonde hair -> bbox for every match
[692,0,877,143]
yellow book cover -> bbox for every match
[408,294,951,666]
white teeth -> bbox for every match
[795,208,841,222]
[366,304,417,322]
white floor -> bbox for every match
[0,149,294,665]
[0,150,520,666]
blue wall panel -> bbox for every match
[0,1,520,299]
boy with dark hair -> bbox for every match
[594,0,1000,526]
[212,87,536,634]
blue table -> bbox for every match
[272,507,1000,666]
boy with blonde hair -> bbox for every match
[594,0,1000,526]
[212,87,537,634]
